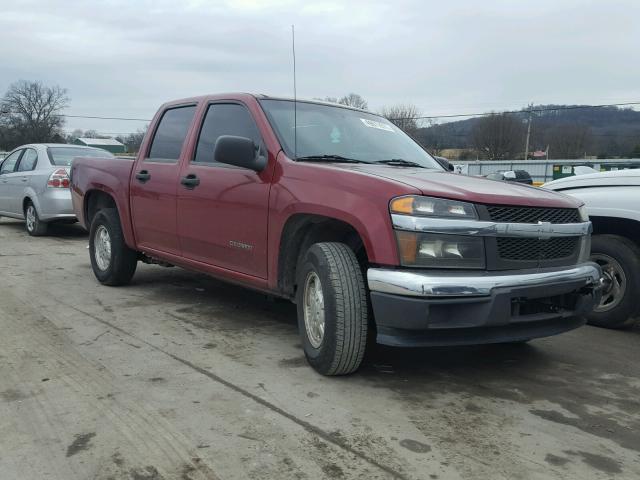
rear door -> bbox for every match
[176,102,271,278]
[130,104,197,256]
[0,150,23,215]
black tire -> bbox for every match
[89,208,137,286]
[24,200,48,236]
[587,234,640,329]
[296,242,369,376]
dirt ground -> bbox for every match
[1,218,638,480]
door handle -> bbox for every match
[180,174,200,189]
[21,177,28,182]
[135,170,151,183]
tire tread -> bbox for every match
[315,242,368,375]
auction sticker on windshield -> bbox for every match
[360,118,395,132]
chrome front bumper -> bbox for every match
[368,263,602,298]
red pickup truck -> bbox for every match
[70,94,601,375]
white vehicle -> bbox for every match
[545,170,640,328]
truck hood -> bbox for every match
[336,164,581,208]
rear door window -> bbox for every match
[147,106,197,162]
[0,150,22,174]
[193,103,262,164]
[17,148,38,171]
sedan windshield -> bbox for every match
[47,147,114,166]
[260,99,442,169]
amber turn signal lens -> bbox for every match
[390,197,415,214]
[396,231,418,264]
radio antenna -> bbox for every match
[291,24,298,160]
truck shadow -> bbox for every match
[131,266,561,376]
[110,266,640,460]
[126,266,640,455]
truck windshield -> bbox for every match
[47,147,114,166]
[260,99,442,169]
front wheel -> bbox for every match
[587,234,640,329]
[296,242,369,376]
[89,208,137,286]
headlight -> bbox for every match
[578,205,589,222]
[396,231,486,268]
[390,195,478,219]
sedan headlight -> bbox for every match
[390,195,478,219]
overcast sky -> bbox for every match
[1,0,638,136]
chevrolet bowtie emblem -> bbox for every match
[536,221,553,240]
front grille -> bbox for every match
[497,237,580,261]
[487,206,580,224]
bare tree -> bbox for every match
[545,124,592,159]
[471,113,525,160]
[82,129,106,138]
[380,104,421,136]
[122,126,148,153]
[66,128,84,143]
[0,80,69,149]
[338,93,368,110]
[416,119,453,155]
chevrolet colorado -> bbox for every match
[70,94,601,375]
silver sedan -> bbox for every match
[0,143,113,235]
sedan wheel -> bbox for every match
[25,205,36,232]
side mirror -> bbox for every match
[434,156,454,171]
[213,135,267,172]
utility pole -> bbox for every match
[524,103,532,160]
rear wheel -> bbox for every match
[89,208,137,286]
[587,234,640,329]
[24,201,48,236]
[296,242,369,376]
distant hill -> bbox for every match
[416,105,640,159]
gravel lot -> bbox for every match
[1,218,639,480]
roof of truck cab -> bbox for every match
[159,93,372,114]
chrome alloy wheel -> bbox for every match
[592,253,626,313]
[94,225,112,271]
[26,205,36,232]
[303,271,325,348]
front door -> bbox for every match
[176,102,272,279]
[130,104,197,256]
[0,150,23,216]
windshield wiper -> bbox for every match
[296,155,372,164]
[375,159,426,168]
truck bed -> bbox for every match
[70,155,135,230]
